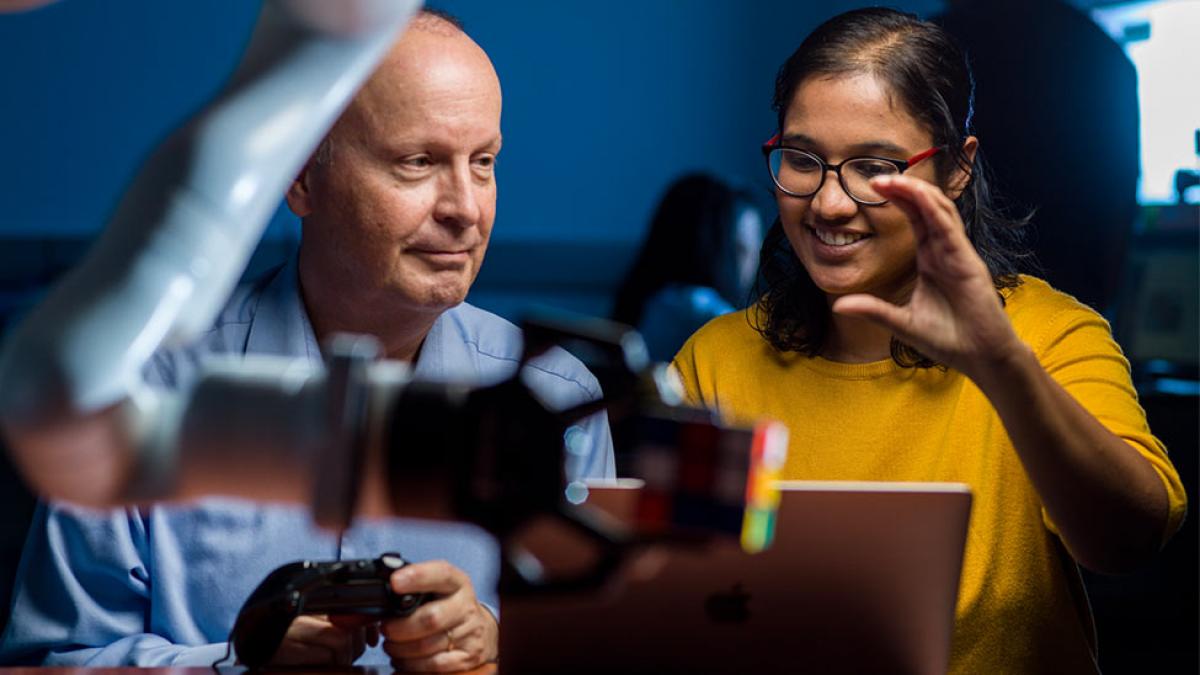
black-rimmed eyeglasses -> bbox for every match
[762,133,942,206]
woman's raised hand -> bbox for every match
[831,174,1026,379]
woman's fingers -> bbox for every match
[873,176,970,255]
[873,175,992,283]
[831,294,909,336]
[872,175,934,243]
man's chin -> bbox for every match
[385,268,480,314]
[398,287,470,315]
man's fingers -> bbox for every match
[390,560,470,597]
[329,614,377,630]
[380,562,495,670]
[381,626,458,660]
[276,615,358,665]
[367,623,381,648]
[390,650,473,673]
[269,640,339,666]
[382,592,471,643]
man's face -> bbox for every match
[290,28,502,317]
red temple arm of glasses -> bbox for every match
[905,146,941,166]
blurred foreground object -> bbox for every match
[0,0,419,506]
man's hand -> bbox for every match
[381,560,499,672]
[265,614,378,666]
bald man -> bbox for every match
[0,12,614,670]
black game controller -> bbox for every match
[230,552,430,668]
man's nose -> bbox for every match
[810,170,859,221]
[433,163,482,228]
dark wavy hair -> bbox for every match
[613,173,757,327]
[753,7,1031,367]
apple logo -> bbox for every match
[704,583,751,623]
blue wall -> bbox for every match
[0,0,259,236]
[0,0,943,318]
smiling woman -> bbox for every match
[754,13,1027,366]
[671,8,1187,675]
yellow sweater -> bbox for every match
[672,276,1186,674]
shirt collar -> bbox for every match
[247,254,472,378]
[245,255,322,366]
[413,306,477,381]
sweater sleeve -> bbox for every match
[1029,302,1187,544]
[670,329,707,409]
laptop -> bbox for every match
[499,480,972,674]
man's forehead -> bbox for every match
[333,51,499,148]
[372,23,497,94]
[328,16,500,144]
[357,54,500,116]
[385,12,486,69]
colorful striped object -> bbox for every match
[627,410,788,553]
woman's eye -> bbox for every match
[787,153,821,172]
[852,161,896,178]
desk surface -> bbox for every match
[0,669,496,675]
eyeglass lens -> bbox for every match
[768,149,900,203]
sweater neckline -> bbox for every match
[795,353,904,379]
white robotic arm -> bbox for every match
[0,1,779,596]
[0,0,419,507]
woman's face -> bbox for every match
[776,73,943,306]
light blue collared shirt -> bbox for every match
[0,259,614,666]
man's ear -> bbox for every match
[285,164,314,218]
[946,135,979,200]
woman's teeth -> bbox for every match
[812,228,868,246]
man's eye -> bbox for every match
[400,156,433,170]
[472,155,496,175]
